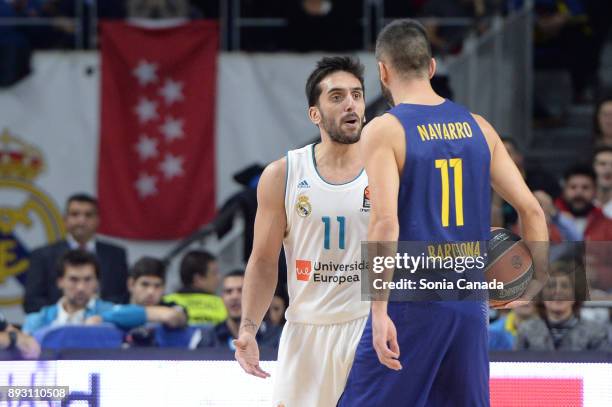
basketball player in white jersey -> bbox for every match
[234,56,370,406]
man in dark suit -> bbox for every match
[23,193,129,313]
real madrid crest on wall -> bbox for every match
[0,129,64,311]
[295,195,312,218]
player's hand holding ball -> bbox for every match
[234,332,270,379]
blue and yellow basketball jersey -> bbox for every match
[388,100,491,243]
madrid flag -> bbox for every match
[98,21,218,239]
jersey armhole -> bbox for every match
[284,151,290,222]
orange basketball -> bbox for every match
[485,227,533,308]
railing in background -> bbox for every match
[445,0,534,148]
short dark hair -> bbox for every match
[179,250,216,287]
[130,256,166,282]
[375,19,432,78]
[66,193,98,212]
[593,145,612,160]
[224,269,245,281]
[57,249,100,278]
[563,163,596,184]
[305,56,365,107]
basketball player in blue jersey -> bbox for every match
[235,57,371,406]
[338,20,549,406]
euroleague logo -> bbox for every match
[360,185,370,212]
[295,259,312,281]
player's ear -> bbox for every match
[378,61,389,86]
[308,106,321,126]
[429,58,437,79]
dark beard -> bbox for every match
[320,112,361,145]
[563,198,594,217]
[380,80,395,107]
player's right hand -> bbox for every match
[234,332,270,379]
[372,312,402,371]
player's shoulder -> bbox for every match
[261,156,287,186]
[470,112,500,151]
[364,113,403,133]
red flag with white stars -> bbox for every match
[97,21,217,239]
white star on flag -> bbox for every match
[159,153,185,180]
[159,78,184,105]
[135,173,158,198]
[160,116,184,142]
[133,60,158,86]
[134,97,158,123]
[135,135,158,161]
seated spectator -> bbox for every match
[489,303,538,350]
[555,164,612,291]
[510,0,598,102]
[164,250,227,325]
[266,293,287,328]
[126,256,187,327]
[0,312,40,359]
[23,250,146,335]
[24,193,129,313]
[593,146,612,218]
[193,270,281,350]
[593,91,612,147]
[517,265,609,351]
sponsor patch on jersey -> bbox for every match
[295,259,312,281]
[295,194,312,217]
[362,185,370,209]
[297,179,310,189]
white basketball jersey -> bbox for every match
[283,144,370,325]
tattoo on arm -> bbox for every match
[240,318,259,334]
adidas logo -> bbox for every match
[297,179,310,189]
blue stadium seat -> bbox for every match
[154,325,199,348]
[33,324,124,350]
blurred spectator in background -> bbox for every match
[593,91,612,147]
[267,292,287,328]
[555,164,612,291]
[593,146,612,217]
[517,264,609,351]
[23,250,146,335]
[509,0,598,102]
[127,0,190,18]
[24,193,129,313]
[164,250,226,325]
[194,270,281,350]
[489,303,537,350]
[0,312,40,359]
[421,0,495,56]
[491,137,559,229]
[286,0,361,52]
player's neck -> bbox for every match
[315,140,360,169]
[391,80,444,106]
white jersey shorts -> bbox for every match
[271,315,368,407]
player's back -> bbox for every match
[388,100,491,243]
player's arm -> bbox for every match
[361,114,404,371]
[235,158,287,378]
[474,114,549,302]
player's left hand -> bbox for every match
[372,312,402,371]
